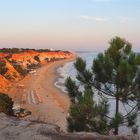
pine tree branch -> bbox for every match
[122,103,129,114]
[105,84,115,95]
[122,112,140,124]
[126,101,137,108]
[99,91,116,100]
[94,85,115,97]
[123,105,138,118]
[127,86,140,96]
[104,115,113,120]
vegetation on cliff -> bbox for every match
[0,93,13,115]
[0,48,50,54]
[0,48,71,54]
[0,59,8,75]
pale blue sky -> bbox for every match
[0,0,139,51]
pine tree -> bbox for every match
[65,37,140,135]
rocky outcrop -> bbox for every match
[10,51,74,67]
[4,59,21,81]
[0,113,136,140]
[10,51,39,68]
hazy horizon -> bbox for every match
[0,0,140,52]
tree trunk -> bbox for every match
[114,96,119,135]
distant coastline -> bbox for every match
[75,51,99,53]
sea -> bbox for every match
[55,52,140,136]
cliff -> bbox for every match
[0,75,11,91]
[0,113,136,140]
[0,49,74,92]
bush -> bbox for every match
[0,59,8,75]
[34,55,40,62]
[0,93,14,115]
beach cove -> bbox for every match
[8,54,76,132]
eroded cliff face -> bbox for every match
[0,113,136,140]
[4,59,21,81]
[0,75,11,92]
[0,49,74,92]
[10,51,73,67]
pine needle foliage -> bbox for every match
[65,37,140,135]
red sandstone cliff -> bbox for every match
[0,49,74,92]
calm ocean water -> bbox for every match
[55,52,140,136]
[55,52,97,92]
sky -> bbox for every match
[0,0,140,52]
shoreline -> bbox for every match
[7,54,76,132]
[41,55,76,112]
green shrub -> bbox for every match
[0,93,14,115]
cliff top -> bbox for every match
[0,113,136,140]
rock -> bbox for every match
[0,113,136,140]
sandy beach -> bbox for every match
[8,55,76,132]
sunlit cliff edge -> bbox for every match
[0,48,74,92]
